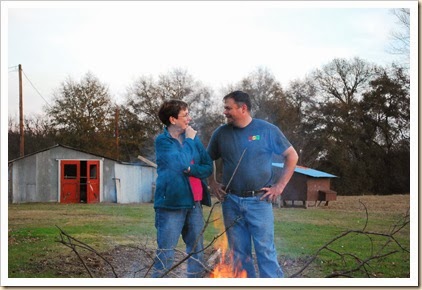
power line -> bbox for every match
[21,69,52,109]
[9,66,18,73]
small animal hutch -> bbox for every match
[272,163,337,208]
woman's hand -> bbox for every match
[185,126,197,139]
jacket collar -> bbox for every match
[164,126,186,141]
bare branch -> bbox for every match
[290,207,409,278]
[55,225,118,278]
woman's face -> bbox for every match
[172,108,192,131]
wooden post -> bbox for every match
[18,64,24,157]
[115,106,119,160]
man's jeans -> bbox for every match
[222,194,284,278]
[152,202,205,278]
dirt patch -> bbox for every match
[48,245,201,278]
[47,245,316,278]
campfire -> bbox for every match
[208,218,247,278]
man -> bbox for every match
[207,90,298,278]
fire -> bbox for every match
[210,255,247,278]
[209,216,247,278]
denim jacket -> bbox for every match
[154,127,213,209]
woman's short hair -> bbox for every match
[223,90,252,111]
[158,99,188,126]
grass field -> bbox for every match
[7,194,410,279]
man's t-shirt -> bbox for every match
[207,118,292,192]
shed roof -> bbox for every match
[8,144,155,167]
[272,163,337,178]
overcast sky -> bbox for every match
[3,1,415,118]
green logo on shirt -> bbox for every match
[248,135,260,141]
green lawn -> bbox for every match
[8,195,410,278]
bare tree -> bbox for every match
[388,8,410,65]
[124,68,220,157]
[312,57,375,105]
[8,114,57,160]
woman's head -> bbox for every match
[158,99,191,128]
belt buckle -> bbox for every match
[242,190,256,197]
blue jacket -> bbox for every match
[154,128,213,209]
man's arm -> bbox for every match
[261,146,298,202]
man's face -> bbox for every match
[223,98,244,126]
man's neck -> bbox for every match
[235,116,253,128]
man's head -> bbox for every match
[223,91,252,127]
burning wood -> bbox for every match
[208,248,247,278]
[207,215,247,278]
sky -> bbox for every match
[3,1,416,119]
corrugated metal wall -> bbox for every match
[114,163,157,203]
[8,146,157,204]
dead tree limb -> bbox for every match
[55,225,118,278]
[290,202,410,278]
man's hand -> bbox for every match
[260,184,284,203]
[209,181,226,202]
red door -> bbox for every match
[87,160,100,203]
[61,161,80,203]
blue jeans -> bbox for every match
[152,202,205,278]
[222,194,284,278]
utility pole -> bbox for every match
[115,106,119,160]
[19,64,24,157]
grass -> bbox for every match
[8,195,410,278]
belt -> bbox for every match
[226,189,267,198]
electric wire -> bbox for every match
[21,69,52,108]
[8,66,18,73]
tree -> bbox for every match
[285,77,318,166]
[307,59,409,194]
[8,114,56,160]
[124,68,221,160]
[360,64,410,193]
[308,58,377,194]
[388,8,410,66]
[313,57,374,105]
[46,72,116,158]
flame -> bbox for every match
[210,255,247,278]
[210,215,247,278]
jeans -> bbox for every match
[152,202,205,278]
[222,194,284,278]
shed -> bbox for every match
[272,163,337,208]
[8,144,157,204]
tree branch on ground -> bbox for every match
[55,201,409,278]
[55,225,118,278]
[290,202,409,278]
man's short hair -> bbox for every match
[223,91,252,111]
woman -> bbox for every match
[152,99,213,278]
